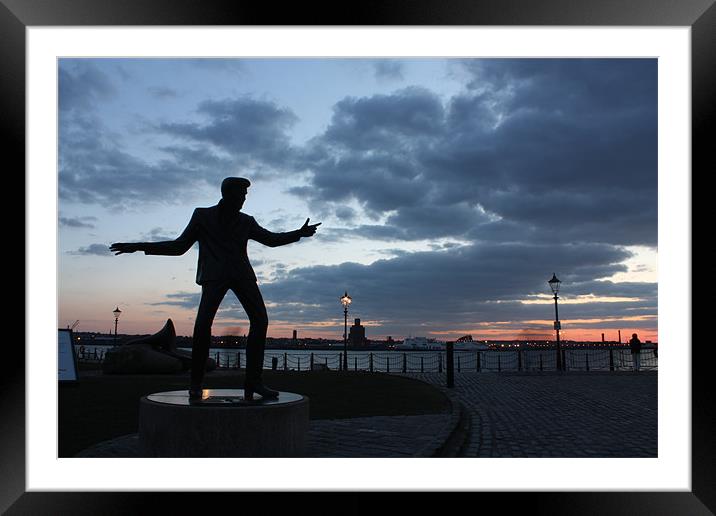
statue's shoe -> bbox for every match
[188,386,204,402]
[244,383,279,401]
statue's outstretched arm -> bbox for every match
[111,210,199,256]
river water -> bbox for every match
[75,345,658,373]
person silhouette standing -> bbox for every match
[110,177,321,401]
[629,333,642,372]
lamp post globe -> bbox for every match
[113,306,122,346]
[548,274,563,371]
[340,292,352,371]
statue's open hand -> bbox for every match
[110,243,140,255]
[298,218,321,237]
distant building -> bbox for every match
[348,318,366,346]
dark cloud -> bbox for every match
[148,86,178,99]
[139,227,180,242]
[59,61,117,113]
[159,97,298,168]
[59,216,97,229]
[185,58,247,74]
[59,64,298,207]
[59,117,234,208]
[373,59,405,81]
[69,243,112,256]
[296,59,657,248]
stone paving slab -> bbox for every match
[402,371,658,458]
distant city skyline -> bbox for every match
[58,58,658,342]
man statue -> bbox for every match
[110,177,321,401]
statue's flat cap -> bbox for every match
[221,177,251,193]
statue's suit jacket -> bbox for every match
[142,201,301,285]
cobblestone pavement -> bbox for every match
[306,414,449,457]
[403,371,658,458]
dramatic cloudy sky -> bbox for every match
[58,58,658,342]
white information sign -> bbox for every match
[58,329,78,382]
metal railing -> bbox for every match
[206,348,658,373]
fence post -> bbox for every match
[446,342,454,388]
[457,355,461,373]
[562,349,567,371]
[585,353,590,372]
[369,353,373,372]
[386,356,390,373]
[402,353,407,373]
[272,357,278,370]
[477,352,481,372]
[421,356,424,373]
[539,353,543,372]
[438,352,443,373]
[609,348,614,371]
[498,353,501,372]
[283,353,288,371]
[354,357,357,371]
[310,353,314,371]
[518,350,522,371]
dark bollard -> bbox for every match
[585,353,590,372]
[609,348,614,371]
[457,356,461,372]
[284,352,288,371]
[237,351,241,370]
[354,357,357,371]
[446,342,454,388]
[498,353,501,372]
[421,356,424,373]
[438,353,443,373]
[369,353,373,373]
[386,356,390,373]
[272,357,278,371]
[477,352,481,372]
[518,350,522,371]
[403,353,407,373]
[310,353,314,371]
[297,357,301,371]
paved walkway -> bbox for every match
[76,413,452,458]
[403,371,658,457]
[76,371,657,458]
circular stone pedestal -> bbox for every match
[138,389,309,457]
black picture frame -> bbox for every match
[6,0,710,513]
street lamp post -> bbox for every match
[113,306,122,346]
[548,274,563,371]
[340,292,352,371]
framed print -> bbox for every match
[7,0,712,513]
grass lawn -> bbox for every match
[59,367,450,457]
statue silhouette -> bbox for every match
[110,177,321,401]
